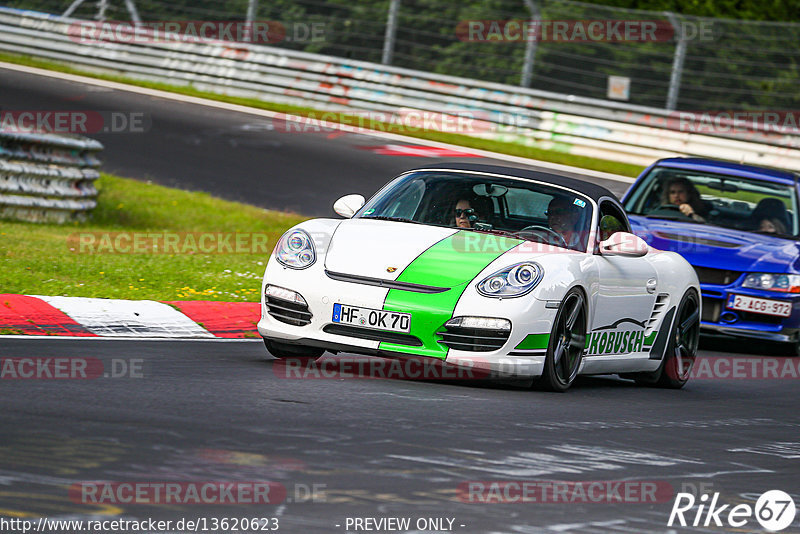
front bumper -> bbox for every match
[700,285,800,343]
[258,260,555,377]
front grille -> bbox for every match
[736,311,785,325]
[266,296,312,326]
[701,297,784,325]
[322,324,423,346]
[694,266,742,285]
[436,325,510,352]
[701,297,721,322]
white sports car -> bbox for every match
[258,163,700,391]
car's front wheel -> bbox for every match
[536,287,587,392]
[263,338,324,360]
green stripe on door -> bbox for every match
[515,333,550,350]
[380,231,522,359]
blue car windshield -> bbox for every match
[624,167,799,238]
[355,171,594,252]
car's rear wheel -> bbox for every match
[636,289,699,389]
[536,287,587,392]
[263,338,324,360]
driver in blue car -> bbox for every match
[662,177,708,223]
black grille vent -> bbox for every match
[701,297,721,322]
[694,266,742,285]
[436,326,510,352]
[266,296,312,326]
[322,324,423,346]
[735,311,785,325]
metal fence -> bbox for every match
[1,7,798,173]
[2,0,798,111]
[0,130,103,222]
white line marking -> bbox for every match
[0,61,635,184]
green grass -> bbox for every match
[0,51,645,178]
[0,173,306,302]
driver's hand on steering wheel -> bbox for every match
[679,203,705,223]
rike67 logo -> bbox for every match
[668,490,796,531]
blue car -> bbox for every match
[622,157,800,352]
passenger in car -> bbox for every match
[758,217,788,235]
[547,196,583,248]
[661,177,709,222]
[749,197,791,233]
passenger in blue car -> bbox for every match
[662,177,709,223]
[758,217,788,235]
[750,197,791,234]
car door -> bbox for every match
[585,200,659,371]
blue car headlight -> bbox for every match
[477,262,543,298]
[275,229,316,269]
[742,273,800,293]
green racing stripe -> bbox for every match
[380,231,522,359]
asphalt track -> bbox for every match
[0,66,630,216]
[1,338,799,533]
[2,66,799,532]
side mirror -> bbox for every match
[333,194,365,218]
[599,232,649,257]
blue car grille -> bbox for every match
[702,296,784,326]
[694,266,741,285]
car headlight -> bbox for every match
[477,262,543,298]
[742,273,800,293]
[275,229,316,269]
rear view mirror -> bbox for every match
[599,232,649,257]
[333,194,366,218]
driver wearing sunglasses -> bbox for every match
[454,199,479,228]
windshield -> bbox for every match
[624,167,799,238]
[355,171,594,252]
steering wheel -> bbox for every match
[648,204,694,221]
[516,225,568,248]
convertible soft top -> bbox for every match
[411,162,617,202]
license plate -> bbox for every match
[726,294,792,317]
[332,303,411,333]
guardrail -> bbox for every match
[1,7,798,172]
[0,129,103,223]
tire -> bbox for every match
[636,289,699,389]
[535,287,587,392]
[263,338,324,360]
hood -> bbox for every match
[324,219,522,286]
[630,215,800,273]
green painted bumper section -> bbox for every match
[380,232,522,359]
[515,333,550,350]
[644,331,657,348]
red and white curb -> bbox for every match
[0,294,261,340]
